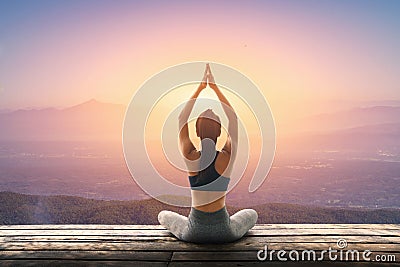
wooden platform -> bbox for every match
[1,224,399,266]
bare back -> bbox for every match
[188,149,231,212]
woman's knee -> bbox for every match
[233,208,258,218]
[231,208,258,227]
[245,209,258,225]
[158,210,173,226]
[158,210,190,240]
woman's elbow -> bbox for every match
[178,114,187,126]
[228,112,238,122]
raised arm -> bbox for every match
[208,65,238,159]
[178,66,208,159]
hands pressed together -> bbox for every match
[199,63,218,91]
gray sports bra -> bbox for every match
[188,151,230,191]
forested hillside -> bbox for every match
[1,192,399,224]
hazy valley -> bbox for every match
[0,99,399,212]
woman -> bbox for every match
[158,63,258,243]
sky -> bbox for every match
[0,0,399,124]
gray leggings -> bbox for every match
[158,207,258,243]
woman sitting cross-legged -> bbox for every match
[158,63,258,243]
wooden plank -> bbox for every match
[0,235,167,243]
[239,242,400,252]
[247,235,400,243]
[2,235,399,244]
[248,228,400,237]
[1,228,399,237]
[172,251,399,262]
[1,224,399,230]
[0,250,172,261]
[0,260,168,267]
[169,262,400,266]
[0,229,171,237]
[0,225,167,230]
[1,240,399,252]
[253,224,400,230]
[1,250,398,263]
[172,251,257,261]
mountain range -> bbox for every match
[0,99,125,141]
[295,106,400,133]
[1,99,399,144]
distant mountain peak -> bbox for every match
[64,98,124,112]
[85,98,100,104]
[77,98,101,106]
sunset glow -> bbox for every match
[0,1,399,213]
[1,0,399,132]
